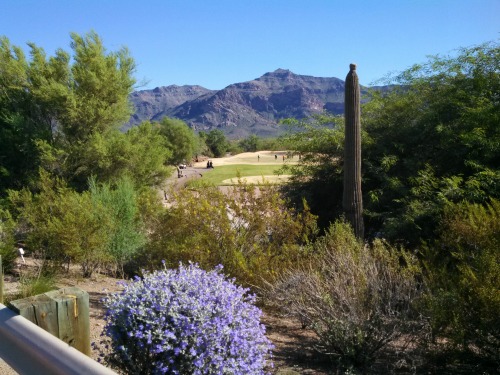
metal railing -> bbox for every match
[0,303,116,375]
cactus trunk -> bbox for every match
[343,63,364,239]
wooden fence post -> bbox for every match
[9,286,90,356]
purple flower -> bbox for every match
[100,263,273,374]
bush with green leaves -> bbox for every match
[143,183,317,287]
[424,199,500,367]
[8,171,145,278]
[267,221,428,370]
[0,208,16,273]
[99,263,273,374]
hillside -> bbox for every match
[125,69,383,138]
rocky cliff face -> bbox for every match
[125,69,377,138]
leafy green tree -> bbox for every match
[238,134,260,152]
[362,41,500,245]
[279,114,346,230]
[205,129,230,157]
[282,41,500,245]
[0,32,137,194]
[62,31,136,141]
[196,131,209,156]
[158,117,197,165]
[0,38,53,192]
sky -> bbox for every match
[1,0,498,90]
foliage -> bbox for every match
[62,31,136,141]
[8,171,114,277]
[42,121,171,190]
[0,31,137,194]
[0,208,16,273]
[205,129,230,157]
[0,38,51,193]
[238,134,260,152]
[99,263,273,375]
[89,176,146,278]
[279,115,346,230]
[424,199,500,365]
[267,221,428,370]
[143,183,317,286]
[158,117,197,165]
[362,41,500,245]
[281,42,500,245]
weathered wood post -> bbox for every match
[9,286,91,356]
[343,63,364,239]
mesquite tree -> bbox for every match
[343,63,364,239]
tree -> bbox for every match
[0,38,55,193]
[279,114,346,230]
[343,64,364,239]
[62,31,136,141]
[0,32,137,194]
[205,129,229,157]
[282,41,500,245]
[238,134,260,152]
[362,41,500,245]
[0,208,16,273]
[158,117,197,165]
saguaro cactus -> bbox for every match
[343,63,364,239]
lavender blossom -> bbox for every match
[99,263,273,374]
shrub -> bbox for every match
[266,221,428,370]
[99,263,273,374]
[0,208,16,273]
[424,199,500,367]
[143,183,317,287]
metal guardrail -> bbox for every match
[0,303,116,375]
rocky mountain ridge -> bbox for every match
[125,69,382,138]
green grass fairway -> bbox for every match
[188,164,288,187]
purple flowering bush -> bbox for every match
[100,263,273,374]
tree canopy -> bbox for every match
[158,117,197,165]
[281,41,500,246]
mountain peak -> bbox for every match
[126,70,387,138]
[265,68,294,77]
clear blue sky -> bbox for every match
[1,0,498,90]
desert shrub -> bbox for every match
[143,183,317,287]
[0,208,16,273]
[424,199,500,367]
[267,221,428,370]
[99,263,273,374]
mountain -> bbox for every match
[125,69,382,138]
